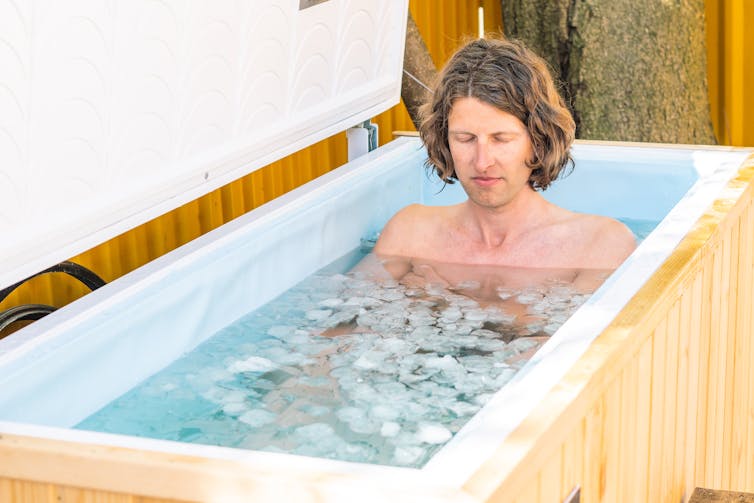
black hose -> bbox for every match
[0,261,106,304]
[0,261,107,335]
[0,304,57,333]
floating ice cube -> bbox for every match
[238,409,276,427]
[439,308,462,322]
[517,291,544,304]
[375,338,412,354]
[299,404,330,417]
[469,328,499,338]
[217,389,249,404]
[293,423,336,442]
[424,283,448,296]
[259,346,314,366]
[335,442,378,463]
[392,445,426,465]
[344,296,382,308]
[267,325,296,338]
[423,355,462,372]
[494,367,517,387]
[454,280,481,291]
[305,309,333,321]
[353,350,389,370]
[416,423,452,444]
[410,326,440,338]
[228,356,279,373]
[336,406,367,424]
[473,393,494,406]
[380,421,401,437]
[319,309,359,328]
[222,402,247,415]
[318,298,344,308]
[544,323,562,334]
[473,338,508,352]
[377,289,405,301]
[448,401,480,417]
[370,404,400,422]
[496,287,515,300]
[463,309,489,321]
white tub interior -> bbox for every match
[0,137,749,485]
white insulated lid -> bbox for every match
[0,0,408,289]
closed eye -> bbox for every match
[492,135,513,143]
[451,133,475,143]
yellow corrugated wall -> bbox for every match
[0,0,749,317]
[706,0,754,147]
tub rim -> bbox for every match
[0,140,752,502]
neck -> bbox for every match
[461,188,550,248]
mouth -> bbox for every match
[471,176,502,187]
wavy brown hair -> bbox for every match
[419,38,575,191]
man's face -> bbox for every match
[447,97,534,211]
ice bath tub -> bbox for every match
[1,137,752,502]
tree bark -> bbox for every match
[501,0,716,144]
[401,12,436,129]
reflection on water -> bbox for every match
[76,252,609,467]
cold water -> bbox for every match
[76,219,654,467]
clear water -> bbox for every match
[618,217,657,241]
[75,218,658,467]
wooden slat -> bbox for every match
[620,355,640,502]
[741,201,754,492]
[679,281,696,501]
[560,422,584,502]
[706,244,723,488]
[647,317,667,501]
[584,396,606,501]
[602,368,622,502]
[537,445,562,503]
[635,340,653,501]
[664,299,681,503]
[721,225,736,489]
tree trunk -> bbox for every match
[401,12,436,130]
[501,0,716,144]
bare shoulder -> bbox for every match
[373,204,448,257]
[579,214,637,268]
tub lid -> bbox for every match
[0,0,408,289]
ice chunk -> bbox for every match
[267,325,296,338]
[423,355,462,372]
[380,421,401,437]
[393,445,426,465]
[222,402,247,415]
[238,409,276,427]
[353,350,387,370]
[336,406,367,424]
[448,401,480,417]
[463,309,489,321]
[228,356,279,373]
[305,309,333,321]
[344,296,382,308]
[370,404,400,422]
[293,423,336,442]
[319,298,344,308]
[416,423,452,444]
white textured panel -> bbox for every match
[0,0,408,289]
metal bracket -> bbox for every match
[346,120,379,161]
[563,486,581,503]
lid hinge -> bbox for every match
[346,120,379,161]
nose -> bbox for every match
[475,140,493,171]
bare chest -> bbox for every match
[420,224,590,269]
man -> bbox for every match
[374,38,636,279]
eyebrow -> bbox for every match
[448,129,522,136]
